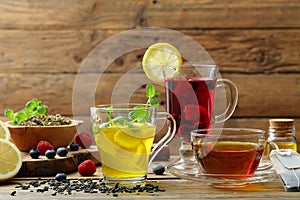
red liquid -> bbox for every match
[165,78,216,142]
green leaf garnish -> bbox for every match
[100,83,160,127]
[112,116,129,125]
[104,106,113,116]
[128,105,150,123]
[147,98,159,108]
[4,98,48,125]
[92,126,102,134]
[15,111,27,122]
[4,109,14,121]
[146,83,160,108]
[112,116,136,128]
[37,105,48,115]
[128,83,159,123]
[146,83,156,98]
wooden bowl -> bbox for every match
[5,120,83,152]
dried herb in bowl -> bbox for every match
[17,114,72,126]
[4,98,72,126]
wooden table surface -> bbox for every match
[1,161,299,200]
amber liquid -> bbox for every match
[194,141,264,175]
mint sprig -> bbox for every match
[101,84,160,128]
[128,83,159,123]
[146,83,160,108]
[4,98,48,125]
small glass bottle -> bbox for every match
[266,118,297,155]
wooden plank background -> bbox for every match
[0,0,299,148]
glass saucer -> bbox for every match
[166,159,277,188]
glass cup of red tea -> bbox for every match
[164,65,238,162]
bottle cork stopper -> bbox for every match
[269,118,294,127]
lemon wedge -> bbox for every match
[114,130,141,149]
[0,138,22,182]
[142,42,182,82]
[0,120,10,140]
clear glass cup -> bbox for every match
[164,65,238,162]
[191,128,275,176]
[90,103,176,185]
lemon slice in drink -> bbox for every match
[142,43,182,82]
[0,138,22,182]
[0,120,10,140]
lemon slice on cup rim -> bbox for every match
[142,42,182,82]
[0,138,22,182]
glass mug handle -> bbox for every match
[257,141,279,171]
[148,112,176,165]
[214,79,238,123]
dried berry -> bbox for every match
[57,147,68,157]
[69,142,79,151]
[45,149,56,159]
[29,149,40,159]
[152,165,165,175]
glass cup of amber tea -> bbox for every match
[91,104,176,185]
[191,128,271,178]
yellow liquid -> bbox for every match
[266,142,297,155]
[93,123,156,179]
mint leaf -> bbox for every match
[37,105,47,115]
[128,105,150,123]
[92,126,102,134]
[129,110,150,123]
[4,98,48,124]
[15,111,27,122]
[128,84,160,123]
[25,99,37,111]
[112,116,129,125]
[112,116,137,128]
[4,109,14,120]
[104,106,113,117]
[146,84,159,108]
[128,106,144,120]
[99,122,112,129]
[146,83,156,98]
[147,98,159,108]
[101,84,160,127]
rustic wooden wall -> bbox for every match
[0,0,299,147]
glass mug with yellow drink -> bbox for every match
[91,103,176,185]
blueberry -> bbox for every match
[152,165,165,175]
[45,149,56,159]
[55,173,67,181]
[29,149,40,159]
[57,147,68,157]
[70,142,79,151]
